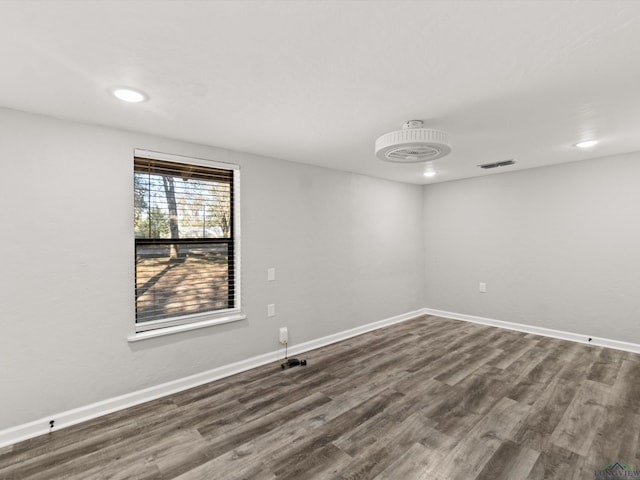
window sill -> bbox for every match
[127,313,247,342]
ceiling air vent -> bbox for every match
[478,159,515,169]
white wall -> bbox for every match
[0,108,424,431]
[423,152,640,344]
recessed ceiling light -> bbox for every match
[111,87,147,103]
[423,171,437,178]
[574,140,599,148]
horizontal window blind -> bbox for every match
[134,156,238,328]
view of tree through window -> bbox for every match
[134,157,235,326]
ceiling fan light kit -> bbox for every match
[375,120,452,163]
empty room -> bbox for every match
[2,1,640,479]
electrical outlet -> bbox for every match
[279,327,288,344]
[267,304,275,317]
[267,267,276,281]
[479,282,487,293]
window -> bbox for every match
[133,150,241,333]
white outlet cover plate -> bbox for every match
[279,327,288,344]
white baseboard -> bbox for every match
[423,308,640,355]
[287,308,424,357]
[0,309,424,449]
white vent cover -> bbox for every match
[375,120,451,163]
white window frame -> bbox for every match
[128,149,244,342]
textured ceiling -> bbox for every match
[2,1,640,184]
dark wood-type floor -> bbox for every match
[2,315,640,479]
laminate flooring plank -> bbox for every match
[321,335,419,398]
[509,378,579,452]
[385,315,437,336]
[168,372,298,432]
[478,327,515,346]
[404,331,481,374]
[40,416,209,480]
[317,333,418,372]
[334,390,447,457]
[567,455,598,480]
[386,378,457,422]
[488,339,538,370]
[164,397,245,437]
[399,350,472,387]
[166,393,352,479]
[524,444,582,480]
[427,374,502,440]
[555,344,599,383]
[622,351,640,363]
[499,346,550,382]
[550,379,610,456]
[413,320,471,345]
[526,345,578,382]
[587,347,624,386]
[269,389,404,477]
[330,333,420,375]
[372,442,442,480]
[2,418,185,480]
[332,412,441,480]
[472,439,539,480]
[430,397,531,480]
[68,454,164,480]
[233,371,339,425]
[173,456,277,480]
[197,391,332,457]
[324,362,409,399]
[435,345,503,386]
[445,375,500,416]
[417,420,459,455]
[0,421,144,478]
[130,429,214,479]
[427,323,490,349]
[609,359,640,414]
[324,368,409,416]
[0,398,175,472]
[276,443,353,480]
[435,328,492,354]
[456,366,512,400]
[183,391,399,479]
[583,362,640,469]
[378,330,458,365]
[332,413,399,457]
[583,410,640,475]
[507,351,572,405]
[487,329,530,350]
[413,316,463,338]
[535,336,575,353]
